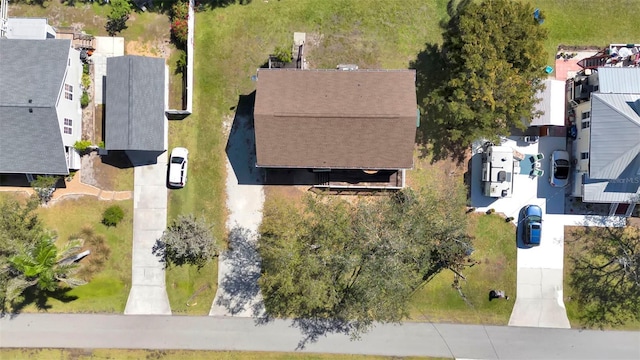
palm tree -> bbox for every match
[6,234,86,303]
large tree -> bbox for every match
[422,0,548,160]
[257,186,472,337]
[569,226,640,328]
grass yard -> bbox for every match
[0,349,442,360]
[166,0,449,314]
[563,226,640,330]
[14,197,134,313]
[409,213,517,324]
[528,0,640,66]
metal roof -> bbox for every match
[0,39,71,175]
[598,67,640,94]
[5,18,55,39]
[589,93,640,180]
[531,79,566,126]
[105,56,166,151]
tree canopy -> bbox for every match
[569,226,640,328]
[257,186,472,337]
[420,0,548,161]
[154,214,219,268]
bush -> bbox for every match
[273,45,292,62]
[81,91,90,108]
[83,63,90,74]
[98,140,105,149]
[74,140,93,152]
[106,0,132,36]
[170,1,189,46]
[30,175,59,204]
[102,205,124,227]
[82,73,91,89]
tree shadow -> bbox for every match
[410,39,470,164]
[212,225,265,316]
[8,287,78,317]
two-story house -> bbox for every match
[0,32,82,178]
[571,67,640,216]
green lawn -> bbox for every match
[166,0,448,314]
[531,0,640,65]
[409,214,517,324]
[0,349,442,360]
[11,197,134,313]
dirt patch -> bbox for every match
[407,146,471,190]
[305,31,381,69]
[126,39,172,58]
[81,152,133,191]
[264,185,307,202]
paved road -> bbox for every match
[1,314,639,359]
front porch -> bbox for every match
[263,168,405,191]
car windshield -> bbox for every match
[171,157,184,164]
[554,162,570,179]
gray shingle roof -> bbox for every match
[589,93,640,180]
[0,39,71,175]
[105,56,166,151]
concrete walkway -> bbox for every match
[124,151,171,315]
[0,170,132,204]
[210,110,265,317]
[2,314,639,359]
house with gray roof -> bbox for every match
[571,66,640,216]
[105,55,166,153]
[0,38,82,176]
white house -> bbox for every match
[0,37,83,176]
[571,67,640,216]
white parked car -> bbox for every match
[168,147,189,188]
[549,150,570,187]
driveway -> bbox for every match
[471,136,570,328]
[124,151,171,315]
[210,107,265,317]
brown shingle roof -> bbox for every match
[254,69,417,169]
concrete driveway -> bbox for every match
[124,151,171,315]
[471,136,570,328]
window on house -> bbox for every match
[64,84,73,100]
[63,118,72,134]
[582,111,591,120]
[581,152,589,160]
[581,120,590,129]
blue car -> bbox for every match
[522,205,542,247]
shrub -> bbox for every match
[81,91,90,108]
[486,208,496,215]
[273,45,292,62]
[170,1,189,46]
[98,140,105,149]
[102,205,124,227]
[30,175,59,204]
[175,50,187,74]
[105,0,132,36]
[83,63,90,74]
[82,73,91,89]
[74,140,93,152]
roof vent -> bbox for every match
[28,99,33,103]
[29,108,33,113]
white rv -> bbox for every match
[481,145,514,198]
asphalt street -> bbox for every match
[1,314,639,359]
